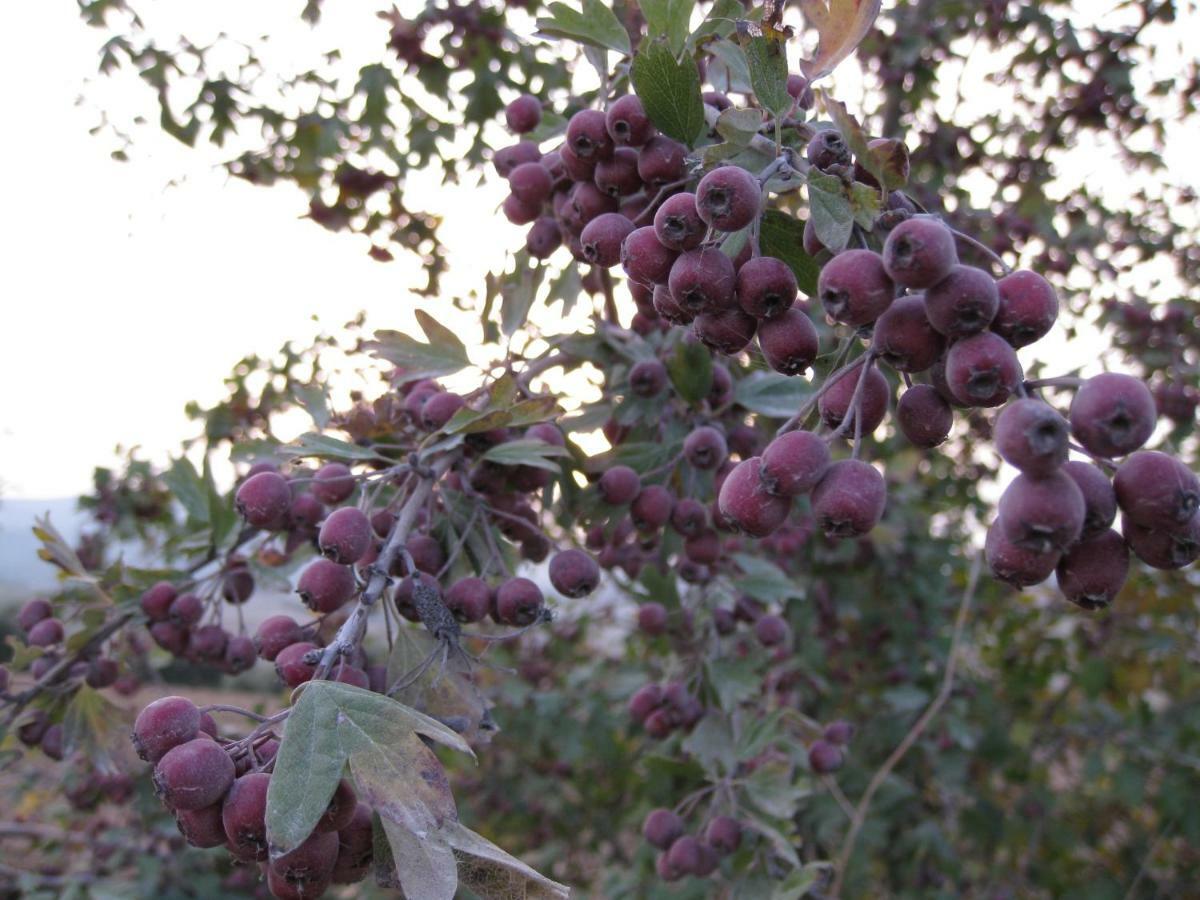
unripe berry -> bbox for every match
[705,816,742,855]
[694,307,758,355]
[176,802,228,848]
[997,471,1086,554]
[223,772,271,860]
[297,558,357,613]
[817,249,894,326]
[318,507,373,565]
[621,226,678,286]
[812,460,887,538]
[654,192,705,251]
[275,641,320,688]
[881,217,958,288]
[1069,373,1157,458]
[737,255,798,319]
[808,739,844,773]
[312,462,355,504]
[444,577,492,623]
[637,136,687,188]
[923,264,998,338]
[760,430,831,497]
[873,295,943,372]
[548,549,600,598]
[985,520,1060,588]
[944,331,1022,407]
[154,738,235,811]
[580,212,635,267]
[896,385,953,448]
[504,93,541,134]
[566,109,613,161]
[1124,516,1200,570]
[819,365,890,437]
[255,616,304,662]
[683,426,727,470]
[27,617,64,647]
[234,471,291,529]
[637,602,669,636]
[669,248,737,315]
[993,270,1058,348]
[994,399,1069,477]
[718,457,792,538]
[758,307,820,376]
[599,465,641,505]
[493,141,541,177]
[754,613,789,647]
[643,808,685,850]
[1056,528,1129,610]
[631,485,674,532]
[18,598,53,632]
[696,165,760,232]
[594,147,643,197]
[493,577,544,625]
[1062,460,1118,537]
[606,93,654,146]
[806,129,851,170]
[629,358,668,397]
[1113,450,1200,531]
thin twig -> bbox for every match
[821,775,857,822]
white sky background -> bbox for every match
[0,1,1196,502]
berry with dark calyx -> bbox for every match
[621,226,679,286]
[168,592,204,627]
[882,217,958,289]
[684,426,727,471]
[493,141,541,178]
[255,616,304,661]
[669,248,737,315]
[316,779,358,833]
[718,457,793,538]
[872,295,943,372]
[994,398,1069,476]
[176,803,228,848]
[599,465,641,505]
[606,93,654,146]
[235,471,291,528]
[696,165,760,232]
[654,192,705,251]
[923,264,999,338]
[27,618,64,647]
[567,181,619,228]
[817,249,894,326]
[154,738,235,811]
[818,365,890,437]
[628,683,664,723]
[812,460,887,538]
[445,577,493,623]
[671,497,708,536]
[637,602,669,636]
[505,93,541,133]
[222,772,270,860]
[993,269,1059,348]
[318,507,373,565]
[297,558,357,613]
[580,212,635,267]
[1056,528,1129,610]
[737,255,798,319]
[18,598,53,632]
[312,462,355,504]
[549,549,601,598]
[1069,373,1157,458]
[808,739,844,774]
[754,613,789,647]
[1124,516,1200,570]
[705,816,742,855]
[269,829,338,899]
[824,720,855,745]
[222,560,255,605]
[275,641,320,688]
[594,147,642,197]
[566,108,613,161]
[629,359,668,397]
[985,520,1059,588]
[494,577,545,625]
[807,129,851,170]
[694,307,758,355]
[998,470,1086,554]
[753,304,820,374]
[1062,460,1118,537]
[944,331,1022,407]
[1113,450,1200,531]
[643,808,685,850]
[332,804,375,884]
[760,431,830,497]
[637,135,688,187]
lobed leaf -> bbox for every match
[278,432,384,462]
[536,0,631,55]
[798,0,882,83]
[640,0,695,57]
[367,327,472,380]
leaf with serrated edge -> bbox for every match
[164,457,209,524]
[446,821,571,899]
[798,0,882,83]
[806,170,854,252]
[415,308,470,362]
[734,371,812,418]
[483,438,570,471]
[367,329,471,380]
[640,0,695,57]
[278,432,384,462]
[536,0,631,54]
[742,34,791,117]
[631,41,706,145]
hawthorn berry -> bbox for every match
[694,307,758,355]
[492,141,541,178]
[1124,516,1200,570]
[621,226,678,285]
[255,616,305,662]
[718,457,792,538]
[444,577,493,623]
[644,808,685,850]
[754,614,789,647]
[312,462,355,504]
[871,295,944,373]
[629,358,668,397]
[599,465,641,505]
[297,558,357,613]
[824,721,856,745]
[235,471,291,528]
[1056,528,1129,610]
[504,93,541,134]
[275,641,320,688]
[817,249,894,326]
[637,602,669,636]
[566,108,613,161]
[811,460,887,538]
[881,217,958,289]
[671,498,708,537]
[628,684,664,723]
[18,598,53,632]
[653,192,705,251]
[168,592,204,627]
[997,470,1086,554]
[923,264,999,337]
[526,216,563,259]
[1062,460,1118,537]
[176,802,229,849]
[318,507,373,565]
[268,829,338,899]
[154,738,235,811]
[808,739,845,773]
[631,485,674,532]
[760,430,830,497]
[994,398,1069,477]
[605,93,654,146]
[993,269,1058,348]
[594,147,643,197]
[669,248,737,315]
[1113,450,1200,531]
[943,331,1022,407]
[737,255,798,319]
[705,816,742,855]
[637,135,687,187]
[317,779,358,833]
[985,521,1059,588]
[818,364,891,437]
[1069,372,1157,458]
[696,165,760,232]
[683,426,727,470]
[896,385,954,448]
[758,307,819,375]
[494,577,545,625]
[420,391,465,430]
[223,772,270,860]
[807,129,851,170]
[549,549,600,598]
[331,804,374,884]
[27,618,64,647]
[580,212,635,267]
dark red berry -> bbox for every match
[548,549,600,598]
[923,264,998,337]
[275,641,320,688]
[27,618,64,647]
[223,772,271,860]
[993,270,1058,348]
[18,598,53,632]
[628,684,664,723]
[235,472,291,528]
[806,129,851,170]
[737,255,798,319]
[669,248,737,315]
[808,739,844,773]
[154,738,235,811]
[268,829,338,899]
[444,577,492,623]
[312,463,355,504]
[824,720,855,744]
[177,802,229,848]
[817,249,894,326]
[718,457,792,538]
[629,358,668,397]
[494,577,545,625]
[671,498,708,536]
[1124,516,1200,570]
[637,602,669,636]
[606,93,655,146]
[1069,373,1157,458]
[994,399,1069,477]
[504,93,541,134]
[1062,460,1117,537]
[754,614,789,647]
[705,816,742,855]
[812,460,887,538]
[255,616,304,662]
[944,331,1022,407]
[318,507,373,565]
[594,147,643,197]
[599,465,641,505]
[1056,528,1129,610]
[297,558,357,613]
[873,295,943,372]
[985,521,1060,588]
[758,307,820,376]
[637,136,687,187]
[694,307,758,355]
[580,212,635,267]
[644,808,685,850]
[896,384,953,448]
[566,109,613,160]
[493,141,541,177]
[654,192,705,251]
[1113,450,1200,531]
[882,217,958,289]
[683,426,727,470]
[760,430,830,497]
[696,165,760,232]
[316,779,358,833]
[622,225,678,286]
[997,471,1086,554]
[818,365,890,437]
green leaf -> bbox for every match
[734,371,812,417]
[367,326,472,380]
[798,0,882,82]
[586,440,681,475]
[667,339,714,405]
[759,210,820,297]
[641,0,695,57]
[386,628,495,745]
[806,169,854,252]
[681,714,737,777]
[745,757,808,819]
[482,438,570,471]
[415,308,470,364]
[163,456,210,525]
[631,40,706,146]
[446,821,571,899]
[849,181,883,229]
[705,38,753,94]
[506,396,561,427]
[731,553,801,603]
[278,432,383,462]
[379,818,457,900]
[62,684,127,765]
[773,863,829,899]
[741,34,792,118]
[716,107,765,146]
[706,656,762,711]
[742,811,801,869]
[691,0,744,43]
[500,250,546,336]
[537,0,632,55]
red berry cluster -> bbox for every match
[642,808,742,882]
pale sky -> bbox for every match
[0,2,1194,502]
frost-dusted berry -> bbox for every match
[445,577,492,623]
[566,108,613,161]
[254,616,304,662]
[985,521,1059,587]
[923,264,998,338]
[1062,460,1117,537]
[1124,516,1200,570]
[631,485,674,532]
[297,558,357,613]
[606,93,654,146]
[653,282,692,324]
[882,217,958,288]
[1069,372,1157,458]
[669,248,737,315]
[760,430,830,497]
[492,141,541,177]
[505,93,541,134]
[753,309,820,376]
[671,498,708,537]
[808,739,844,773]
[18,598,53,632]
[696,165,761,232]
[873,295,943,373]
[154,738,235,811]
[694,307,758,355]
[494,577,545,625]
[637,135,688,188]
[1056,529,1129,610]
[629,358,668,397]
[944,331,1022,407]
[683,426,727,470]
[818,365,890,437]
[222,772,270,860]
[187,625,228,663]
[994,399,1068,477]
[818,249,894,326]
[176,802,229,848]
[806,129,851,170]
[754,613,789,647]
[509,161,553,207]
[737,256,799,320]
[1113,450,1200,531]
[319,507,373,565]
[705,816,742,855]
[549,549,600,598]
[718,457,792,538]
[812,460,887,538]
[621,226,679,286]
[27,618,64,647]
[317,779,358,833]
[269,829,338,899]
[594,147,642,197]
[235,471,291,528]
[526,216,563,259]
[312,462,355,504]
[133,696,202,763]
[225,636,257,674]
[637,602,668,636]
[275,641,320,688]
[653,192,705,251]
[599,465,641,505]
[896,384,954,448]
[643,808,685,850]
[580,212,635,267]
[997,471,1085,554]
[405,534,445,575]
[993,269,1058,348]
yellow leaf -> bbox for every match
[798,0,882,83]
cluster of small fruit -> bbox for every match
[131,695,370,899]
[642,808,743,882]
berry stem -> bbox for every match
[1024,376,1084,390]
[632,178,690,226]
[778,344,865,435]
[599,268,619,324]
[948,226,1013,276]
